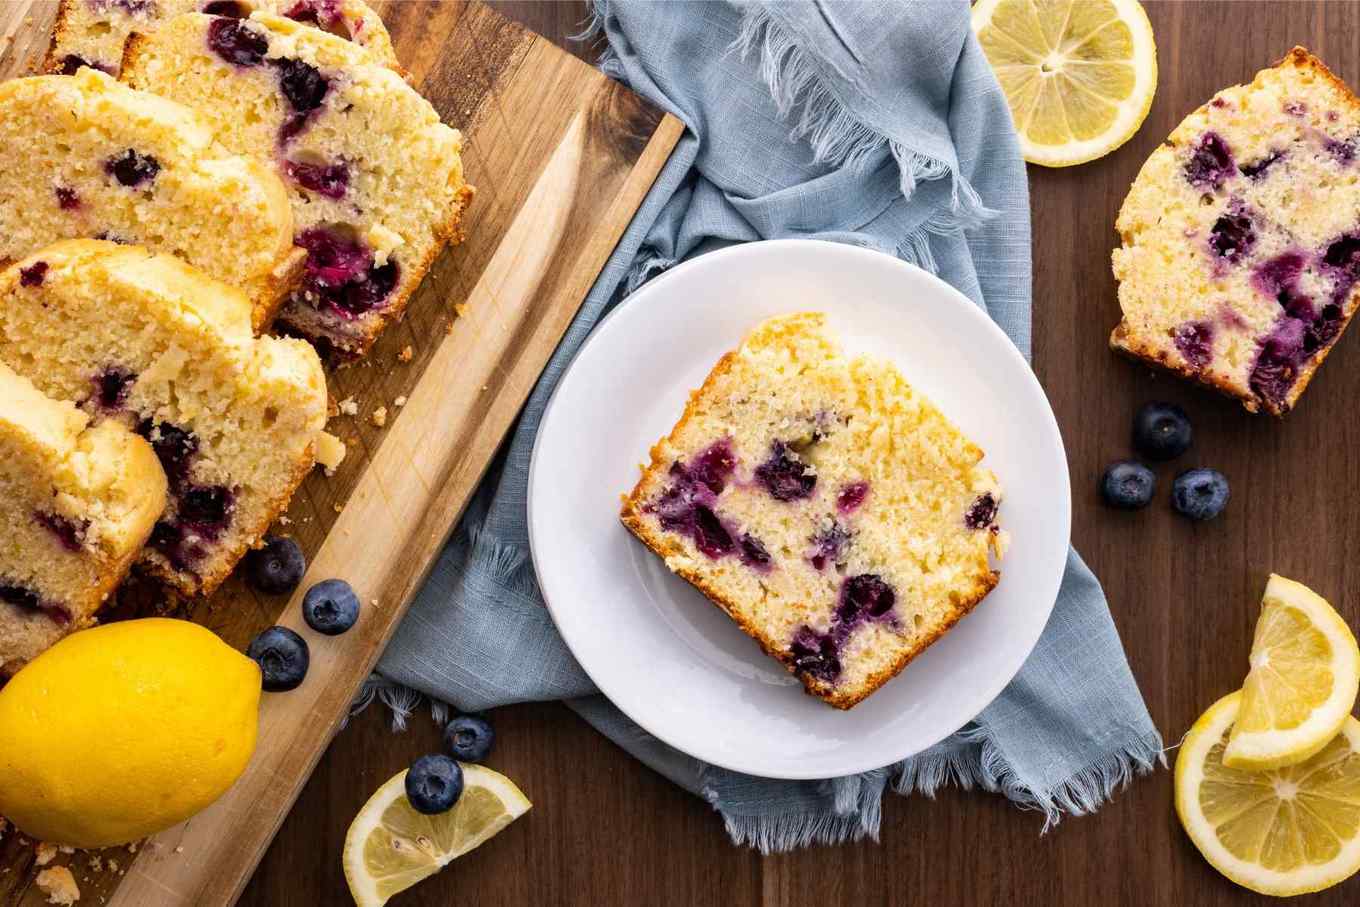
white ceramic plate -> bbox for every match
[528,240,1070,779]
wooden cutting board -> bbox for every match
[0,2,681,904]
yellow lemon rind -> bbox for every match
[1176,691,1360,897]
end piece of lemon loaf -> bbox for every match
[0,68,302,332]
[123,12,470,358]
[0,362,167,675]
[620,313,1005,709]
[45,0,397,77]
[1112,47,1360,415]
[0,240,327,596]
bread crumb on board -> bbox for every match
[35,842,59,866]
[36,866,80,905]
[338,396,359,417]
[315,431,347,476]
[370,406,387,427]
[398,345,413,363]
[394,396,407,408]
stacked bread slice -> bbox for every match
[0,362,167,675]
[0,1,466,665]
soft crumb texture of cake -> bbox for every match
[35,866,80,906]
[1112,47,1360,415]
[0,68,303,333]
[0,240,327,596]
[0,363,166,675]
[123,12,470,358]
[620,313,1004,709]
[45,0,396,77]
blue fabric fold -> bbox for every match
[367,0,1163,851]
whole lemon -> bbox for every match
[0,618,261,847]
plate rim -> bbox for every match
[527,238,1071,779]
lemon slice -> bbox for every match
[971,0,1158,167]
[1224,574,1360,772]
[343,763,531,907]
[1176,691,1360,896]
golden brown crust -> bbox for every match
[40,0,78,75]
[619,319,999,709]
[1109,46,1360,418]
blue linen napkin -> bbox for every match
[359,0,1164,851]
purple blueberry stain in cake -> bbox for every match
[1326,135,1358,165]
[273,58,329,113]
[1284,100,1307,117]
[57,54,111,75]
[92,366,136,411]
[1239,150,1283,180]
[54,186,80,210]
[105,149,160,188]
[295,227,400,318]
[18,261,48,287]
[178,484,236,537]
[645,440,744,560]
[34,511,88,553]
[1184,132,1235,190]
[808,522,850,572]
[1218,302,1249,330]
[1249,317,1307,407]
[283,0,345,30]
[207,17,269,67]
[1208,209,1256,265]
[201,0,249,15]
[789,626,841,683]
[1322,233,1360,279]
[88,0,158,13]
[836,481,869,515]
[688,439,737,493]
[964,493,999,530]
[1173,321,1214,370]
[0,582,70,625]
[691,506,734,559]
[754,441,816,502]
[837,574,897,623]
[284,159,349,199]
[136,420,199,488]
[738,534,772,573]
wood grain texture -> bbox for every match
[0,1,680,904]
[239,3,1355,906]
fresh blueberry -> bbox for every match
[1172,468,1230,521]
[1132,402,1193,461]
[247,626,310,691]
[1100,461,1156,510]
[243,535,306,594]
[301,578,360,635]
[443,715,495,763]
[405,754,464,814]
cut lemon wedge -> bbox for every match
[971,0,1158,167]
[343,763,530,907]
[1225,574,1360,772]
[1176,691,1360,896]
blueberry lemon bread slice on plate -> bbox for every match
[1112,47,1360,415]
[0,68,302,332]
[0,240,327,596]
[123,12,470,358]
[45,0,397,77]
[0,363,167,675]
[620,313,1006,709]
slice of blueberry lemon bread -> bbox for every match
[1112,47,1360,415]
[0,240,327,596]
[620,313,1005,709]
[0,67,302,332]
[122,12,470,358]
[0,362,167,675]
[46,0,396,77]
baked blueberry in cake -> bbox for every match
[0,240,327,596]
[620,314,1006,709]
[0,362,167,675]
[44,0,396,77]
[0,68,302,332]
[1112,47,1360,415]
[122,12,470,358]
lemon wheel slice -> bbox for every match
[1225,574,1360,772]
[343,763,531,907]
[1176,691,1360,896]
[971,0,1158,167]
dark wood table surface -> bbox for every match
[240,3,1360,904]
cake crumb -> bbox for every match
[333,503,343,513]
[398,345,413,363]
[126,842,137,854]
[370,406,387,427]
[58,846,74,855]
[36,866,80,905]
[174,846,184,854]
[454,303,469,318]
[277,514,292,526]
[338,396,358,416]
[86,855,102,872]
[35,842,59,866]
[394,396,407,408]
[106,859,118,873]
[315,431,347,476]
